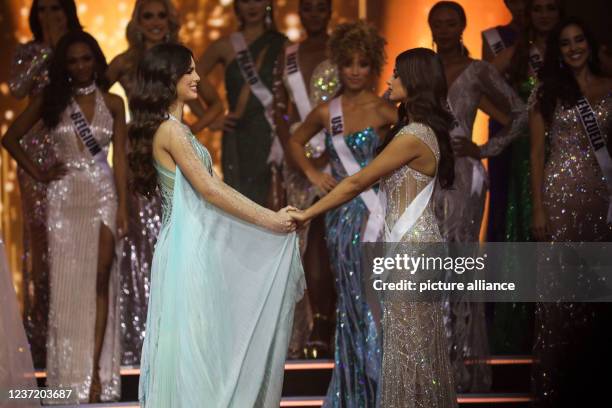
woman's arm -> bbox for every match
[188,76,224,133]
[295,130,431,222]
[105,53,128,89]
[108,94,129,237]
[287,104,337,192]
[529,107,549,241]
[160,121,295,233]
[1,96,65,182]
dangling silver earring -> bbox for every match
[164,32,171,43]
[265,5,273,28]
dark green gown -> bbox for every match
[223,30,286,205]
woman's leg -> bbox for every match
[90,224,115,402]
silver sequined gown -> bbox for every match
[45,89,121,403]
[8,41,54,367]
[435,60,526,392]
[533,93,612,407]
[380,123,457,408]
[116,69,162,365]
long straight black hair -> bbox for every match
[28,0,82,42]
[379,48,455,189]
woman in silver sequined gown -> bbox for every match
[530,20,612,407]
[7,0,82,367]
[3,32,128,403]
[291,48,457,408]
[272,0,340,359]
[428,2,527,392]
[106,0,224,365]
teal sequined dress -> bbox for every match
[323,127,381,408]
[139,120,305,407]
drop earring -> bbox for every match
[265,5,273,28]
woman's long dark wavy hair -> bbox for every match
[41,30,109,129]
[537,17,601,125]
[507,0,564,88]
[379,48,455,189]
[29,0,82,42]
[129,43,193,196]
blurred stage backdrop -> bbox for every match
[1,0,603,299]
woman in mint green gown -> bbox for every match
[130,43,305,407]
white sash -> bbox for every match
[230,32,283,165]
[528,46,544,77]
[386,166,436,242]
[447,100,486,196]
[284,43,327,158]
[69,96,112,177]
[576,96,612,222]
[483,28,506,57]
[329,97,384,242]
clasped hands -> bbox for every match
[276,206,311,233]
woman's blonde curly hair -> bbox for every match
[328,20,387,76]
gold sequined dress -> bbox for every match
[379,122,457,408]
[533,93,612,407]
[45,89,121,403]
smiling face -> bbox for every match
[339,52,372,92]
[235,0,269,27]
[386,67,407,103]
[559,24,590,71]
[66,42,95,86]
[176,58,200,103]
[299,0,331,36]
[530,0,561,34]
[429,7,464,53]
[37,0,67,32]
[139,0,170,45]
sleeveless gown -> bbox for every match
[223,30,286,205]
[45,89,122,403]
[380,122,456,408]
[323,127,381,408]
[139,120,305,407]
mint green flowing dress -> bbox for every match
[139,121,305,407]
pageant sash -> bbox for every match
[576,95,612,222]
[329,97,384,242]
[386,168,436,242]
[69,97,112,177]
[284,43,327,157]
[483,28,506,57]
[528,46,544,76]
[447,101,486,196]
[230,32,283,165]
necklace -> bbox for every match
[74,83,96,96]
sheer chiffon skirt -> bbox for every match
[139,167,305,407]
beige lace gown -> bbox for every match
[379,123,456,407]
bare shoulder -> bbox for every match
[103,92,125,111]
[375,98,398,124]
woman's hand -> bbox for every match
[116,205,129,239]
[272,206,298,233]
[36,162,67,183]
[532,206,549,241]
[452,138,481,159]
[306,170,337,193]
[210,113,239,133]
[287,209,311,229]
